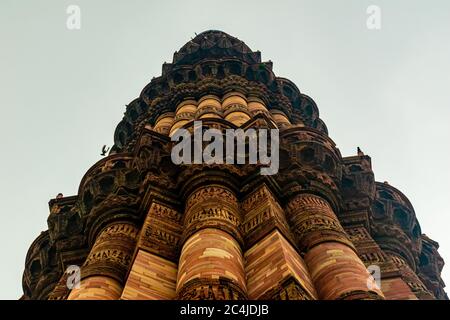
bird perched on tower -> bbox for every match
[101,145,110,156]
[357,147,364,156]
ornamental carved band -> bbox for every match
[81,223,138,283]
[286,194,353,252]
[138,201,182,262]
[182,185,243,245]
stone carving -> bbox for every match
[177,279,247,300]
[21,30,447,300]
[81,223,138,283]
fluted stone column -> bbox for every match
[176,185,247,300]
[121,201,181,300]
[242,184,318,300]
[68,222,138,300]
[286,194,384,300]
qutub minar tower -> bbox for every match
[22,31,447,300]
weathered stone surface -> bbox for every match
[22,30,447,300]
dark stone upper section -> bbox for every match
[111,30,326,154]
[172,30,262,66]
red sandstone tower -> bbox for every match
[22,31,447,300]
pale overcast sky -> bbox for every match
[1,0,449,300]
